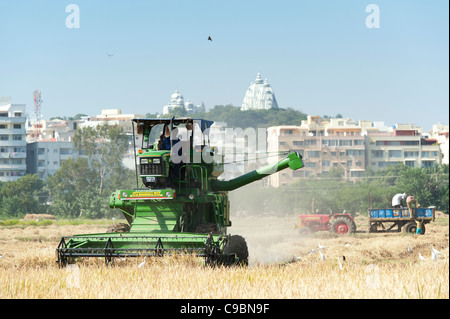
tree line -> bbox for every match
[231,164,449,216]
[0,112,448,219]
[0,123,136,219]
[148,104,311,128]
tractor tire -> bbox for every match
[106,223,131,233]
[223,235,249,266]
[330,217,355,235]
[297,226,312,237]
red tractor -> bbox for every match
[294,212,356,235]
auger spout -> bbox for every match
[211,151,303,192]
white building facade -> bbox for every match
[0,98,27,181]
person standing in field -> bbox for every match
[415,217,424,235]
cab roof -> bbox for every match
[132,117,214,133]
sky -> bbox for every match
[0,0,448,131]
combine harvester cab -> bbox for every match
[57,118,304,267]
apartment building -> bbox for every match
[266,116,444,187]
[366,128,442,170]
[430,123,449,165]
[0,98,27,182]
[26,140,83,178]
[267,116,366,187]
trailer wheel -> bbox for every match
[402,221,417,234]
[330,217,355,235]
[420,223,426,235]
[402,222,426,234]
[223,235,249,266]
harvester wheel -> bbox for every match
[223,235,249,266]
[330,217,355,235]
[107,223,130,233]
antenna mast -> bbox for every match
[33,90,42,139]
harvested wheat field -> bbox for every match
[0,213,448,299]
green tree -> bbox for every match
[0,174,48,218]
[73,123,129,195]
[47,158,106,218]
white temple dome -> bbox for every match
[241,73,279,111]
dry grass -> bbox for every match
[0,214,448,299]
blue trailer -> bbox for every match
[368,207,435,234]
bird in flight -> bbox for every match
[106,53,114,57]
[208,36,212,41]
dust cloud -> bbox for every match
[227,184,305,266]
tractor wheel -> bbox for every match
[223,235,249,266]
[297,226,312,236]
[106,223,130,233]
[330,217,355,235]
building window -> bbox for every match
[10,158,24,165]
[38,148,45,155]
[405,160,415,167]
[0,135,8,141]
[12,135,22,141]
[371,150,384,158]
[307,151,320,157]
[304,140,317,146]
[422,160,434,168]
[351,171,364,177]
[405,151,419,158]
[305,162,316,168]
[60,148,71,155]
[293,141,303,146]
[346,150,364,156]
[388,150,402,158]
[403,141,419,146]
[13,124,22,129]
[0,124,6,129]
[339,140,352,146]
[322,161,331,167]
[279,141,286,146]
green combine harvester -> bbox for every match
[56,118,304,267]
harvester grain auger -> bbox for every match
[56,118,304,267]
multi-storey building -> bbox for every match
[267,116,366,187]
[430,124,449,165]
[266,116,444,187]
[79,109,144,169]
[0,98,27,182]
[26,140,83,178]
[366,128,442,170]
